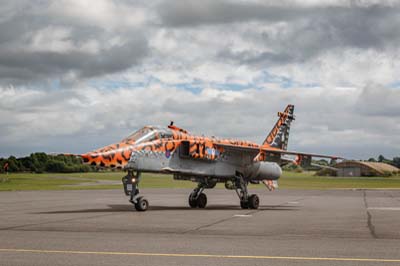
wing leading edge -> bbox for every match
[216,143,343,163]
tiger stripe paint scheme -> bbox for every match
[80,105,300,169]
[81,125,263,169]
[262,104,294,150]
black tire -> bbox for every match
[240,200,249,209]
[135,197,149,211]
[196,193,207,208]
[248,194,259,209]
[188,195,198,208]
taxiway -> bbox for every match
[1,188,399,265]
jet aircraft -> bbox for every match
[80,105,340,211]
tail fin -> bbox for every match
[262,105,295,150]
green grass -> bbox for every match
[0,173,90,191]
[1,171,400,191]
[279,171,400,189]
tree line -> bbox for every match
[0,153,95,173]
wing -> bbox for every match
[216,143,343,166]
[262,147,343,160]
[216,143,260,157]
[215,143,261,166]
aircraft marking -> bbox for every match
[1,248,400,263]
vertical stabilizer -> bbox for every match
[262,105,295,150]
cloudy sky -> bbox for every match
[0,0,399,159]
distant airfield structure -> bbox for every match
[335,161,399,177]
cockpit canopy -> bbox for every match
[122,126,173,144]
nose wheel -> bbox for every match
[134,196,149,211]
[123,170,149,211]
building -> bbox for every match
[335,161,399,177]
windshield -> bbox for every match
[135,130,157,144]
[122,127,173,145]
[122,127,153,144]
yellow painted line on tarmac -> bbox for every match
[1,248,400,263]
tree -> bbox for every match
[0,153,95,173]
[7,156,21,172]
[393,157,400,168]
[46,160,67,172]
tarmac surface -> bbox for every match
[1,188,400,266]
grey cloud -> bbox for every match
[0,2,149,85]
[355,84,400,117]
[158,1,400,30]
[159,1,400,65]
[157,0,317,27]
[218,50,294,66]
[0,38,148,82]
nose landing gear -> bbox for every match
[122,170,148,211]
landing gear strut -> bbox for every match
[188,182,207,208]
[235,174,259,209]
[122,170,148,211]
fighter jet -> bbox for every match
[81,105,340,211]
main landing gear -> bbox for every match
[188,183,208,208]
[122,170,148,211]
[235,174,259,209]
[187,176,259,210]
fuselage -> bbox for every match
[77,106,304,211]
[81,125,260,168]
[81,125,281,181]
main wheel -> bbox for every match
[240,200,249,209]
[135,197,149,211]
[196,193,207,208]
[248,194,259,209]
[188,195,198,208]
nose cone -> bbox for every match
[81,151,109,167]
[81,142,134,168]
[81,153,91,164]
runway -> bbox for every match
[1,188,400,265]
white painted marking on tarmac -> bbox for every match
[1,248,400,263]
[368,207,400,211]
[287,201,299,204]
[233,214,252,217]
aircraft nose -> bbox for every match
[80,144,133,168]
[80,151,114,167]
[80,152,104,166]
[80,153,92,164]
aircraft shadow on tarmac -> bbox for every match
[33,204,299,214]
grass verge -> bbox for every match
[1,171,400,191]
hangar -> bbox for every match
[335,161,399,177]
